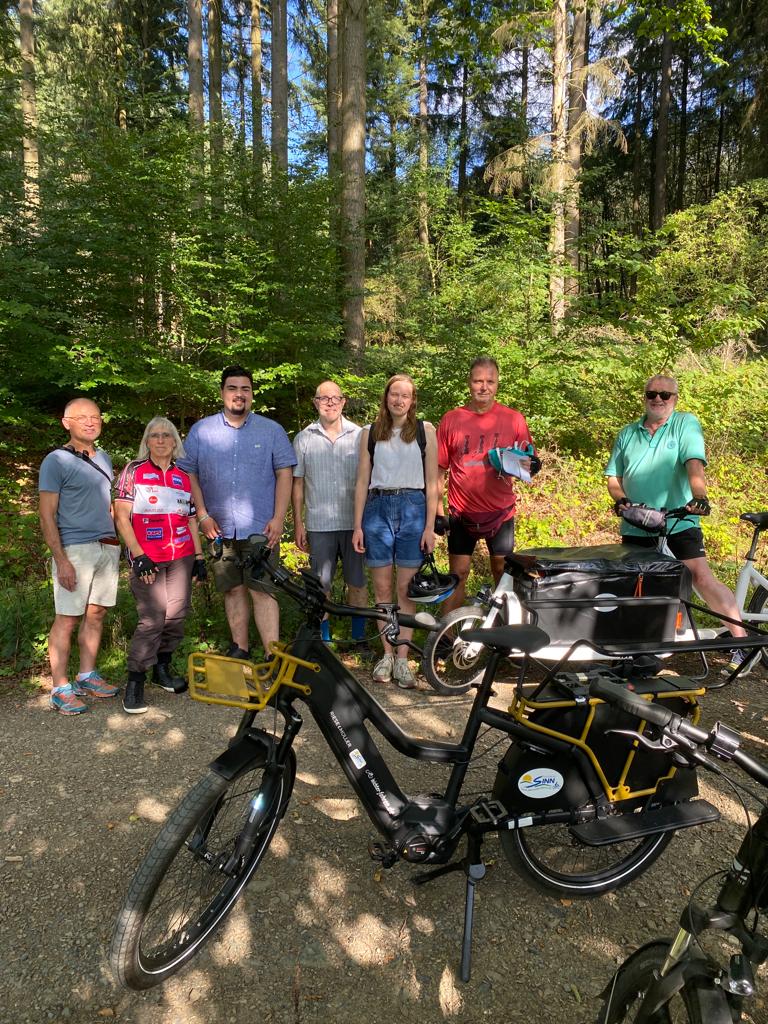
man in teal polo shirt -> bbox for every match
[606,374,748,672]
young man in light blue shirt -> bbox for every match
[606,374,748,671]
[179,366,296,658]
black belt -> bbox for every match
[368,487,422,496]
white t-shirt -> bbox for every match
[368,427,425,490]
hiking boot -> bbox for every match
[50,684,88,715]
[73,671,118,698]
[721,647,759,677]
[372,654,394,683]
[394,658,417,690]
[123,672,148,714]
[225,643,250,660]
[152,659,188,694]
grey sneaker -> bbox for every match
[721,647,758,677]
[394,658,417,689]
[372,654,394,682]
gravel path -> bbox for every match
[3,657,768,1024]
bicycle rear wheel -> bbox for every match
[747,586,768,668]
[598,941,732,1023]
[499,818,673,898]
[111,749,296,990]
[421,606,495,694]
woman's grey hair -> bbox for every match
[137,417,186,461]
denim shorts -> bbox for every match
[362,490,426,568]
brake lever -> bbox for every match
[606,727,678,753]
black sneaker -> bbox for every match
[152,662,188,694]
[226,643,250,660]
[123,673,148,715]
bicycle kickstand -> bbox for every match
[413,834,486,982]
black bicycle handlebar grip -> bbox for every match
[588,676,675,729]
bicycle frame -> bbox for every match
[734,515,768,624]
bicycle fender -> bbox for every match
[209,730,274,780]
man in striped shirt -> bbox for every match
[292,381,369,644]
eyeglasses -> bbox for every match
[148,432,174,441]
[66,415,102,424]
[645,390,677,401]
[314,396,344,405]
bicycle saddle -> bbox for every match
[741,512,768,529]
[460,624,549,654]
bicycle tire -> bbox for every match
[421,606,495,694]
[111,749,296,990]
[598,941,733,1023]
[746,586,768,669]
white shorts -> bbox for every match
[52,542,121,616]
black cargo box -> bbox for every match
[505,544,692,645]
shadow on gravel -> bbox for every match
[2,666,768,1024]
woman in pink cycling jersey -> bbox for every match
[115,417,206,714]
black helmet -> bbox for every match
[407,555,459,604]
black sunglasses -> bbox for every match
[645,390,677,401]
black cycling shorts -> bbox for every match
[621,527,706,561]
[448,515,515,557]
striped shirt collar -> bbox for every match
[306,415,359,440]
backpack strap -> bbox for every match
[57,445,113,484]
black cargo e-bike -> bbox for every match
[111,536,725,991]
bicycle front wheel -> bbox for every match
[598,941,732,1023]
[747,586,768,668]
[421,606,495,694]
[111,751,296,990]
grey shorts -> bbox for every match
[307,530,366,591]
[211,538,280,597]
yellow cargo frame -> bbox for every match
[507,682,705,803]
[187,644,319,712]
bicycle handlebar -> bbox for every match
[618,504,704,533]
[589,676,768,788]
[240,535,440,633]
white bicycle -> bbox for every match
[732,512,768,668]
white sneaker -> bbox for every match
[394,658,417,689]
[372,654,394,682]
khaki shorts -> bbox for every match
[211,538,280,597]
[52,542,121,615]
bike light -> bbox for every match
[724,954,755,997]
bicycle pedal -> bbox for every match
[367,840,398,868]
[469,799,507,826]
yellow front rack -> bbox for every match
[188,644,318,711]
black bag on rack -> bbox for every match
[505,544,691,644]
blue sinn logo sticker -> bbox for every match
[517,769,565,799]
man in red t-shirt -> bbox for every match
[437,356,535,610]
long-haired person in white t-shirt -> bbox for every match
[352,375,438,688]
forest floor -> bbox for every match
[2,650,768,1024]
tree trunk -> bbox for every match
[549,0,568,329]
[631,64,643,238]
[341,0,366,358]
[418,19,429,251]
[208,0,223,159]
[564,0,588,300]
[251,0,264,192]
[188,0,204,129]
[236,1,247,152]
[675,42,688,211]
[458,61,468,209]
[114,13,128,130]
[271,0,289,172]
[18,0,40,221]
[327,0,341,176]
[651,31,672,231]
[714,100,725,194]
